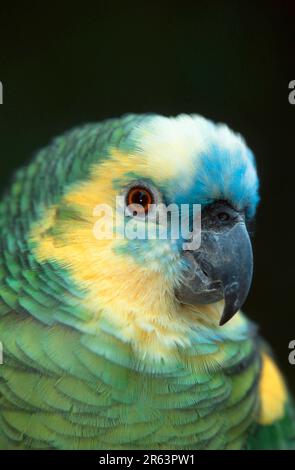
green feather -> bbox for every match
[0,115,293,450]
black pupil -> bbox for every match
[132,190,150,207]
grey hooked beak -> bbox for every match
[176,222,253,326]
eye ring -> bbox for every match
[126,186,154,215]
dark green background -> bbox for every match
[0,2,295,391]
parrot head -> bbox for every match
[30,114,259,354]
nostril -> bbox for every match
[202,269,209,278]
[217,212,230,222]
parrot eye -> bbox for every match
[126,186,154,215]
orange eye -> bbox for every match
[126,186,154,214]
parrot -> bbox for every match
[0,113,294,450]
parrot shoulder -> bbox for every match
[247,350,295,449]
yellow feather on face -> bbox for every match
[29,147,246,364]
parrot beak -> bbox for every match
[176,221,253,326]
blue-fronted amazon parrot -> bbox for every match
[0,113,294,449]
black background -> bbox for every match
[0,1,295,392]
